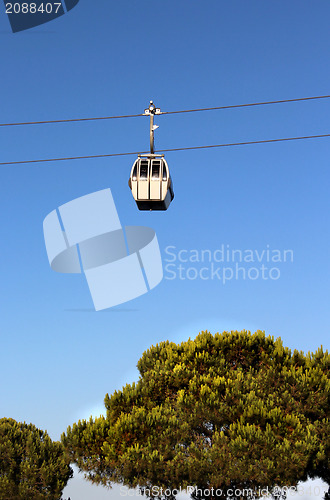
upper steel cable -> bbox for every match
[0,113,144,127]
[162,95,330,115]
[0,95,330,127]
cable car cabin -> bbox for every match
[129,156,174,211]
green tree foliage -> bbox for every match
[0,418,73,500]
[63,331,329,499]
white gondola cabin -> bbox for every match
[128,155,174,211]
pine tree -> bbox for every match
[0,418,73,500]
[63,330,329,500]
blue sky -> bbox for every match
[0,1,329,498]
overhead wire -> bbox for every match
[0,133,329,166]
[1,94,329,165]
[162,94,330,115]
[0,94,330,127]
[158,133,330,152]
[0,113,143,127]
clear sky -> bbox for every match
[0,1,329,498]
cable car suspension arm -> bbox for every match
[144,101,162,154]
